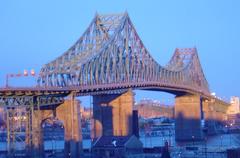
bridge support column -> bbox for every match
[202,99,228,135]
[92,90,133,139]
[175,94,203,141]
[6,108,15,158]
[56,93,83,158]
[25,105,44,158]
[202,100,217,135]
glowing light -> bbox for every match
[211,92,216,96]
[23,69,28,76]
[31,69,35,76]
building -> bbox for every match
[81,107,92,120]
[92,135,143,158]
[0,107,5,129]
[228,96,240,114]
[226,96,240,128]
[134,99,174,119]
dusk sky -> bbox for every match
[1,0,240,106]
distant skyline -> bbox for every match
[1,0,240,106]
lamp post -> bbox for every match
[52,139,54,157]
[220,135,223,149]
[230,123,233,147]
[225,125,228,133]
[5,69,36,87]
[168,129,171,147]
[203,127,208,158]
[51,124,56,158]
[192,135,195,146]
[192,135,195,158]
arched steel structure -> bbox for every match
[37,12,210,96]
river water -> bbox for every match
[0,133,239,151]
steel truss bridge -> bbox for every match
[36,12,210,97]
[0,12,212,103]
[0,12,229,157]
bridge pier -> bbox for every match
[92,90,133,139]
[6,107,31,158]
[202,99,228,135]
[56,94,83,158]
[202,100,217,135]
[24,93,83,158]
[175,94,203,141]
[6,106,45,158]
[25,105,44,158]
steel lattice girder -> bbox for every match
[0,95,64,107]
[38,12,210,96]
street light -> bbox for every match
[192,135,195,146]
[203,127,208,158]
[229,123,233,147]
[220,135,223,149]
[5,69,36,87]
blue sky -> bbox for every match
[1,0,240,106]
